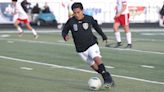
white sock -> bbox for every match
[31,29,37,35]
[159,19,164,26]
[115,32,121,42]
[126,32,132,44]
[17,26,23,33]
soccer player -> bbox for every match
[113,0,132,48]
[11,0,38,39]
[62,2,114,88]
[159,3,164,27]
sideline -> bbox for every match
[0,55,164,85]
[0,38,164,55]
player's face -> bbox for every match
[73,8,84,20]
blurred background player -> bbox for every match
[11,0,38,39]
[113,0,132,48]
[62,2,114,88]
[21,0,31,13]
[159,3,164,27]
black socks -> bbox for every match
[96,64,112,83]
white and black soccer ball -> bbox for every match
[88,77,102,90]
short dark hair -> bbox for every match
[12,0,17,2]
[71,2,83,11]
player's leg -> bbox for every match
[25,23,38,39]
[14,19,23,36]
[89,44,114,87]
[93,57,114,86]
[121,14,132,48]
[123,25,132,48]
[113,18,122,48]
[79,56,114,88]
[78,44,114,87]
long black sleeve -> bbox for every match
[62,20,71,40]
[91,18,107,40]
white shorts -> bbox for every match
[78,44,101,66]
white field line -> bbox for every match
[0,38,164,55]
[0,30,61,33]
[0,28,164,33]
[105,66,115,69]
[0,55,164,85]
[1,31,164,42]
[141,65,155,69]
[20,67,33,70]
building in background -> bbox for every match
[0,0,164,24]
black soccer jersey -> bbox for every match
[62,15,107,52]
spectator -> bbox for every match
[31,3,41,14]
[42,2,51,13]
[21,0,31,13]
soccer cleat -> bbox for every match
[125,44,132,48]
[114,42,122,48]
[102,72,115,88]
[110,80,115,87]
[103,83,111,89]
[103,80,115,89]
[34,35,39,39]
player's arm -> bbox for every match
[91,17,107,41]
[12,3,22,15]
[62,20,71,41]
[11,4,17,15]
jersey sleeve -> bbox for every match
[91,17,107,40]
[62,19,71,40]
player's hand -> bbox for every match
[103,39,108,45]
[103,39,111,47]
[64,35,70,41]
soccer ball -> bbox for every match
[88,77,102,90]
